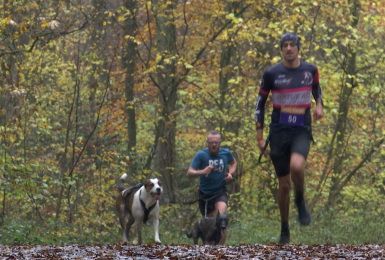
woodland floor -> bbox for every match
[0,244,384,259]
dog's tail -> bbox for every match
[116,173,128,192]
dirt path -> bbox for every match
[0,244,383,259]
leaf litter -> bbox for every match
[0,244,383,259]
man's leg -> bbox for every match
[215,201,228,244]
[290,152,311,225]
[215,201,227,215]
[270,128,291,244]
[277,174,291,244]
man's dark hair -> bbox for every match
[208,130,220,136]
[280,32,301,50]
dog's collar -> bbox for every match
[139,190,157,223]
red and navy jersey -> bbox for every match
[255,61,322,128]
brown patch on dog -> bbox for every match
[144,180,154,192]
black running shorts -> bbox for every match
[198,189,228,217]
[269,125,311,177]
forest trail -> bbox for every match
[0,244,383,259]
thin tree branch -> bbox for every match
[337,137,384,192]
[180,0,189,50]
[0,11,89,58]
[66,43,118,178]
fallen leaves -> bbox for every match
[0,244,383,259]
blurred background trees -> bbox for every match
[0,0,384,243]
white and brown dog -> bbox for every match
[116,173,163,244]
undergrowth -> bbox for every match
[0,207,384,245]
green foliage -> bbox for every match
[0,0,384,245]
[1,205,384,245]
[0,218,119,245]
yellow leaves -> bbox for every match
[146,1,152,9]
[228,78,239,85]
[40,20,49,29]
[225,13,244,25]
[163,58,172,65]
[219,30,229,41]
[271,56,281,64]
[7,132,18,144]
[0,17,17,32]
[246,50,257,59]
[184,63,193,69]
[372,86,381,94]
[117,14,126,23]
[123,35,141,45]
[331,108,338,115]
[0,18,8,30]
[253,34,265,44]
[117,7,136,24]
[155,53,162,64]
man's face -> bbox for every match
[281,41,299,63]
[207,134,221,155]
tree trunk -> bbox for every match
[122,0,138,174]
[151,0,177,203]
[325,0,360,208]
[217,1,244,193]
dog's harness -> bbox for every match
[139,190,157,223]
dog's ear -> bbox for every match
[144,179,154,192]
[122,189,131,198]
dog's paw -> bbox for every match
[155,239,161,244]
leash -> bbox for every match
[257,134,270,164]
[201,190,224,219]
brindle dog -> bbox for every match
[186,212,228,245]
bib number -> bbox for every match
[279,112,304,126]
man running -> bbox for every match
[187,130,237,244]
[255,32,324,244]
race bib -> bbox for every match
[279,112,304,126]
[279,107,305,126]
